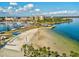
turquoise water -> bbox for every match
[53,18,79,41]
[0,24,9,32]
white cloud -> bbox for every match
[27,4,34,9]
[3,10,7,12]
[15,8,26,13]
[8,6,13,10]
[42,12,48,15]
[29,10,33,12]
[15,9,18,12]
[67,10,77,13]
[15,4,34,13]
[18,8,23,11]
[48,10,77,15]
[23,4,34,10]
[39,10,78,16]
[10,2,17,6]
[24,5,27,8]
[0,7,7,13]
[0,7,4,11]
[35,9,40,12]
[7,9,14,14]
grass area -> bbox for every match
[22,44,79,57]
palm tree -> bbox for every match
[47,50,54,57]
[54,51,60,57]
[43,47,47,52]
[47,51,51,57]
[70,51,79,57]
[29,45,34,51]
[62,53,66,57]
[47,47,50,51]
[22,44,26,56]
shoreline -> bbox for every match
[29,28,79,56]
[0,27,79,56]
[51,30,79,45]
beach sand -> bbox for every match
[30,28,79,56]
[0,27,79,56]
[0,28,38,57]
[0,48,24,57]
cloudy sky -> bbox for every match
[0,2,79,17]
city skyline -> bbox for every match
[0,2,79,17]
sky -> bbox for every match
[0,2,79,17]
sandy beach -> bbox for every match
[29,28,79,56]
[0,27,79,56]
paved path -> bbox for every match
[4,28,38,50]
[0,28,38,57]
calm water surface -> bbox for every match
[53,18,79,41]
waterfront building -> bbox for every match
[5,17,15,23]
[39,16,44,20]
